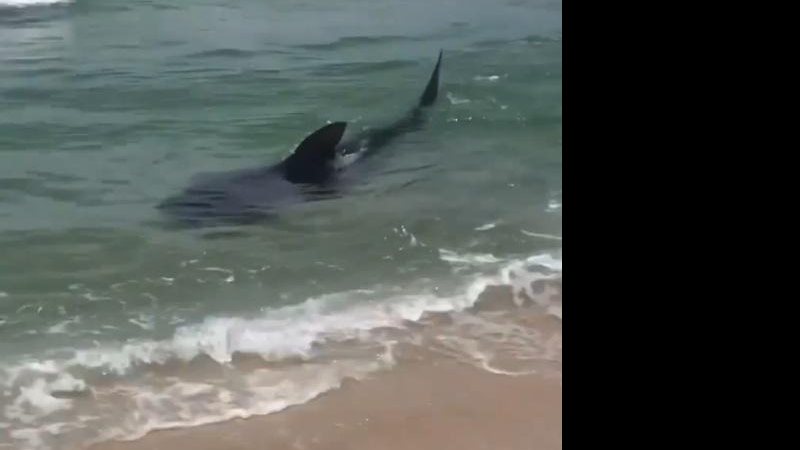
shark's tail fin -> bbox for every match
[339,51,442,158]
[418,50,443,108]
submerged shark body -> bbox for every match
[158,51,443,228]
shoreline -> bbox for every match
[88,358,561,450]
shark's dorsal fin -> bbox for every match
[282,122,347,184]
[418,50,443,107]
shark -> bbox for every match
[157,50,443,228]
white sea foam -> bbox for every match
[521,229,562,241]
[547,199,562,212]
[475,222,498,231]
[439,248,504,265]
[473,74,507,82]
[0,0,71,7]
[446,92,471,105]
[45,316,81,335]
[0,251,561,450]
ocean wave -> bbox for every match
[0,250,561,450]
[0,0,71,7]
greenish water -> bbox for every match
[0,0,561,448]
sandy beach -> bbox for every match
[89,357,561,450]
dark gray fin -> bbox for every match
[282,122,348,184]
[418,50,443,107]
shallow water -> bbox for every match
[0,0,561,448]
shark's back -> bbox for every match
[158,167,301,226]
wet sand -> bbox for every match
[89,359,561,450]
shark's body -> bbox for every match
[158,51,442,228]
